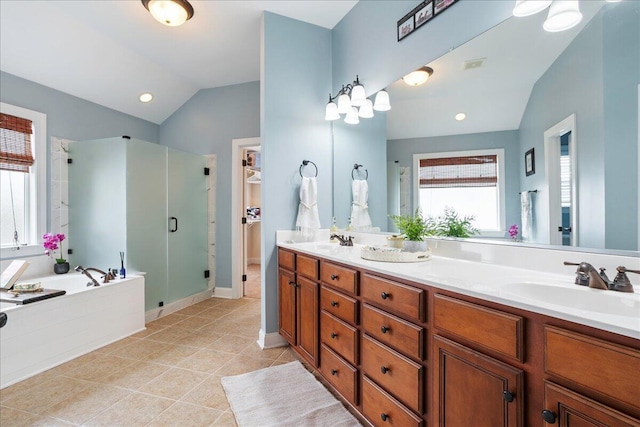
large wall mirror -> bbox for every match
[334,0,639,253]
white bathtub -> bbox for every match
[0,273,145,388]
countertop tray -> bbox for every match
[0,288,66,305]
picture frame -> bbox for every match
[434,0,456,15]
[525,148,535,176]
[415,1,434,29]
[397,0,457,42]
[397,14,415,41]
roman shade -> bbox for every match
[0,113,35,173]
[419,155,498,188]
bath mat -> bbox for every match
[221,361,361,427]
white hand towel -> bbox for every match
[350,179,372,231]
[296,176,321,238]
[520,192,533,240]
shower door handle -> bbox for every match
[170,217,178,233]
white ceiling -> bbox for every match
[386,1,604,140]
[0,0,358,124]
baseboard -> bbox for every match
[257,328,289,349]
[145,288,213,323]
[212,286,233,299]
[247,258,261,265]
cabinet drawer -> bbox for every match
[362,304,424,360]
[321,311,358,365]
[321,285,358,325]
[320,262,358,295]
[320,345,358,406]
[433,294,524,362]
[361,273,425,322]
[278,248,295,270]
[297,254,319,280]
[361,335,424,414]
[362,376,423,427]
[545,326,640,412]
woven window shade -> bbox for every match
[419,155,497,188]
[0,113,35,173]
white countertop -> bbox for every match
[278,240,640,340]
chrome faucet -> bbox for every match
[330,234,354,246]
[564,262,637,293]
[74,265,114,287]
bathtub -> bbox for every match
[0,273,145,388]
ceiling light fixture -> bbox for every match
[325,76,392,124]
[455,112,466,121]
[512,0,582,33]
[402,66,434,86]
[512,0,552,17]
[141,0,194,27]
[139,93,154,103]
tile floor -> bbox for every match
[243,265,260,300]
[0,297,295,426]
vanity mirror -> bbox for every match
[334,0,639,253]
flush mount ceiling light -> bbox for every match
[325,76,391,124]
[512,0,552,17]
[402,66,434,86]
[455,112,466,121]
[141,0,194,27]
[139,93,154,103]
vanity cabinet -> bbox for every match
[277,247,640,427]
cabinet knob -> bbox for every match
[541,410,557,424]
[331,274,338,280]
[380,366,389,374]
[331,301,338,307]
[502,390,515,403]
[380,413,389,422]
[381,326,390,334]
[381,292,390,300]
[288,281,297,288]
[331,332,338,339]
[331,369,338,376]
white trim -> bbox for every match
[0,103,47,259]
[413,148,506,233]
[637,84,639,251]
[144,288,213,323]
[212,286,233,299]
[257,328,289,349]
[231,137,260,300]
[544,114,578,247]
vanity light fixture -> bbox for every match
[141,0,194,27]
[325,76,391,124]
[455,112,466,121]
[512,0,552,17]
[402,66,434,86]
[512,0,582,33]
[139,93,154,103]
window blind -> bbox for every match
[419,155,497,188]
[0,113,35,173]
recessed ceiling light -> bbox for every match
[139,93,154,103]
[455,112,466,121]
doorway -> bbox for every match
[231,137,261,299]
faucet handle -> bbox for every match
[611,266,637,293]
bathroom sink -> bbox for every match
[499,282,640,318]
[288,242,359,256]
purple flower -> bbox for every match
[43,233,66,263]
[508,224,519,239]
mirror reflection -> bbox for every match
[337,0,639,252]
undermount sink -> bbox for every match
[499,282,640,318]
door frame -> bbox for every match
[231,137,260,299]
[543,114,578,246]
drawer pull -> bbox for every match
[381,292,390,299]
[331,274,339,280]
[541,410,557,424]
[381,413,389,422]
[331,301,339,307]
[331,332,338,339]
[331,369,338,376]
[502,390,515,403]
[380,325,390,334]
[380,366,390,374]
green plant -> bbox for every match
[389,209,436,241]
[435,206,478,238]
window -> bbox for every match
[1,103,47,257]
[414,149,505,234]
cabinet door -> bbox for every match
[543,381,640,427]
[297,276,319,367]
[278,268,296,345]
[433,335,523,427]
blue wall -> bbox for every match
[160,82,261,288]
[261,12,333,334]
[387,130,521,232]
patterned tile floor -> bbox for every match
[0,298,294,426]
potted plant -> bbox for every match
[43,233,69,274]
[389,209,436,252]
[434,207,478,238]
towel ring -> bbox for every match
[300,160,318,177]
[352,164,368,180]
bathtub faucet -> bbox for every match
[74,265,111,287]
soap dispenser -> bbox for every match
[330,217,339,242]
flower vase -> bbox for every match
[54,262,70,274]
[402,240,428,253]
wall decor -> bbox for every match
[397,0,457,42]
[525,148,535,176]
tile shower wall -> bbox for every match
[50,137,71,238]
